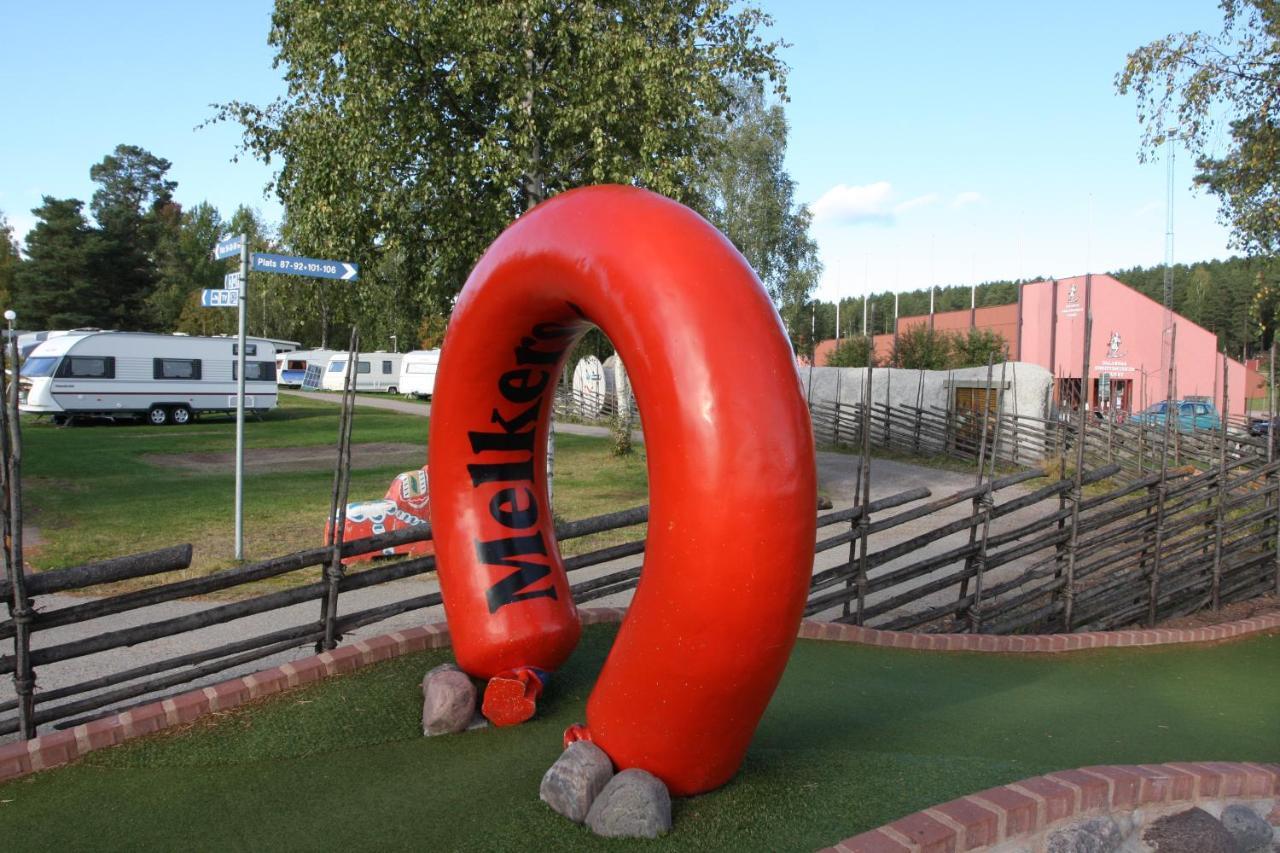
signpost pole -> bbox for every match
[235,237,248,560]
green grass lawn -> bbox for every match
[1,624,1275,851]
[20,396,648,587]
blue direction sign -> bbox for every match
[213,234,245,261]
[223,271,243,289]
[201,289,239,307]
[252,252,359,281]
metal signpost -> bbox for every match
[208,238,359,561]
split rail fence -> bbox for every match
[3,346,1278,741]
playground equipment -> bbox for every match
[427,185,816,796]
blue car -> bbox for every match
[1133,400,1221,434]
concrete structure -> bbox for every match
[812,274,1251,416]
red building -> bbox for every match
[813,274,1256,416]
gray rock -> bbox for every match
[421,662,478,736]
[1221,804,1272,852]
[585,768,672,839]
[539,741,615,823]
[1141,807,1235,853]
[1046,816,1124,853]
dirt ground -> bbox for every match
[143,442,425,474]
[1157,592,1280,629]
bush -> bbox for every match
[825,335,876,367]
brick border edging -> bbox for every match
[1,607,1276,785]
[822,762,1280,852]
[795,610,1280,652]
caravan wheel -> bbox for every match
[171,406,193,425]
[386,386,398,395]
[146,406,169,426]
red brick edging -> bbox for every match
[823,762,1280,852]
[1,607,1276,786]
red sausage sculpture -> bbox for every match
[428,185,817,796]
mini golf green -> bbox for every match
[1,624,1277,851]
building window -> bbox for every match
[233,361,278,381]
[154,358,202,380]
[57,356,115,379]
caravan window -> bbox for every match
[20,357,58,378]
[154,358,202,380]
[57,356,115,379]
[328,360,346,373]
[406,363,434,375]
[382,360,393,374]
[233,361,277,381]
[232,343,258,356]
[357,361,371,374]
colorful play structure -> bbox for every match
[426,186,817,796]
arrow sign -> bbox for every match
[201,289,239,307]
[224,272,244,289]
[251,252,359,281]
[213,234,245,261]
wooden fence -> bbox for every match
[810,398,1272,478]
[3,349,1278,739]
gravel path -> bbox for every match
[2,391,1053,740]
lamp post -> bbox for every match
[390,334,398,353]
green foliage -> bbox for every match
[0,211,19,313]
[697,79,820,348]
[1116,0,1280,254]
[214,0,788,316]
[417,312,448,349]
[825,334,876,367]
[13,198,108,328]
[951,327,1009,368]
[891,324,953,370]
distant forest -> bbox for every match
[814,255,1280,361]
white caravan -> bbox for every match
[398,349,440,398]
[276,349,338,388]
[319,352,405,393]
[19,332,279,425]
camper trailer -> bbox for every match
[19,332,279,425]
[320,352,405,393]
[276,349,338,388]
[398,350,440,398]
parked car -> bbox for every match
[1248,415,1280,437]
[1133,400,1221,434]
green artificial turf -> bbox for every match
[1,625,1276,852]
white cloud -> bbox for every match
[894,193,940,214]
[811,181,895,225]
[952,191,985,208]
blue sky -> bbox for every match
[0,1,1237,301]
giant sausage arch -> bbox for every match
[428,186,817,796]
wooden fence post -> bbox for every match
[1211,357,1228,609]
[854,363,873,624]
[1062,315,1092,630]
[913,370,924,454]
[1,331,34,738]
[1149,326,1178,626]
[319,330,359,651]
[968,360,1008,632]
[956,355,995,618]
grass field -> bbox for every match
[0,624,1275,851]
[20,396,648,586]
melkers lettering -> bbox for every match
[467,320,575,614]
